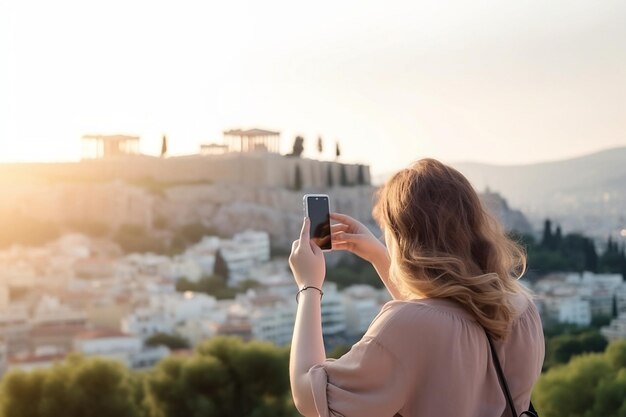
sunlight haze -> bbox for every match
[1,0,625,175]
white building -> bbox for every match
[53,234,91,259]
[321,283,346,337]
[32,295,87,327]
[240,283,346,346]
[176,319,219,346]
[543,296,592,326]
[232,230,270,263]
[121,307,173,339]
[220,230,270,285]
[601,314,626,341]
[342,285,383,336]
[132,345,170,368]
[149,292,217,323]
[249,295,295,346]
[616,284,626,316]
[6,352,65,373]
[219,249,256,284]
[169,257,205,282]
[0,305,29,341]
[73,327,169,368]
[73,328,142,367]
[181,236,220,277]
[532,272,624,324]
[570,272,623,290]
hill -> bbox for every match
[451,147,626,240]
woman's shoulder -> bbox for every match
[366,292,539,343]
[364,297,475,344]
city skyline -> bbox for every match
[1,0,625,176]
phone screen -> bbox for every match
[306,195,332,250]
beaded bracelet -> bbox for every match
[296,286,324,303]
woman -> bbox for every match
[288,158,544,417]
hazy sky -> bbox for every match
[1,0,625,175]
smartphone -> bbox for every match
[303,194,332,251]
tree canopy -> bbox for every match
[533,340,626,417]
[0,338,299,417]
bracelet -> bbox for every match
[296,286,324,303]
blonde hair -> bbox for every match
[373,158,531,340]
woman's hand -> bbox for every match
[289,217,326,288]
[330,212,387,264]
[331,212,403,300]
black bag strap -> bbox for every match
[485,332,518,417]
[485,332,539,417]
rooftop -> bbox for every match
[75,327,132,340]
[223,128,280,137]
[9,352,66,365]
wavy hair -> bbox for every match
[373,158,531,340]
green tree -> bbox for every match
[175,274,257,300]
[541,219,554,250]
[289,136,304,157]
[146,333,190,350]
[534,353,612,417]
[584,238,599,272]
[335,141,341,160]
[327,255,383,289]
[114,224,167,254]
[544,330,608,370]
[317,137,323,154]
[0,355,142,417]
[328,344,351,359]
[600,236,626,275]
[144,337,297,417]
[554,225,562,248]
[161,135,167,157]
[214,250,230,283]
[534,340,626,417]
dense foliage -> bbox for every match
[514,219,626,280]
[0,354,143,417]
[534,341,626,417]
[175,275,259,300]
[145,333,190,350]
[326,255,383,289]
[0,337,298,417]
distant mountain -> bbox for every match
[451,147,626,240]
[479,191,533,235]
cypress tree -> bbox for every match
[161,134,168,157]
[584,239,599,273]
[214,249,230,282]
[290,136,304,157]
[554,225,563,249]
[542,219,553,249]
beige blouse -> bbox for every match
[308,293,545,417]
